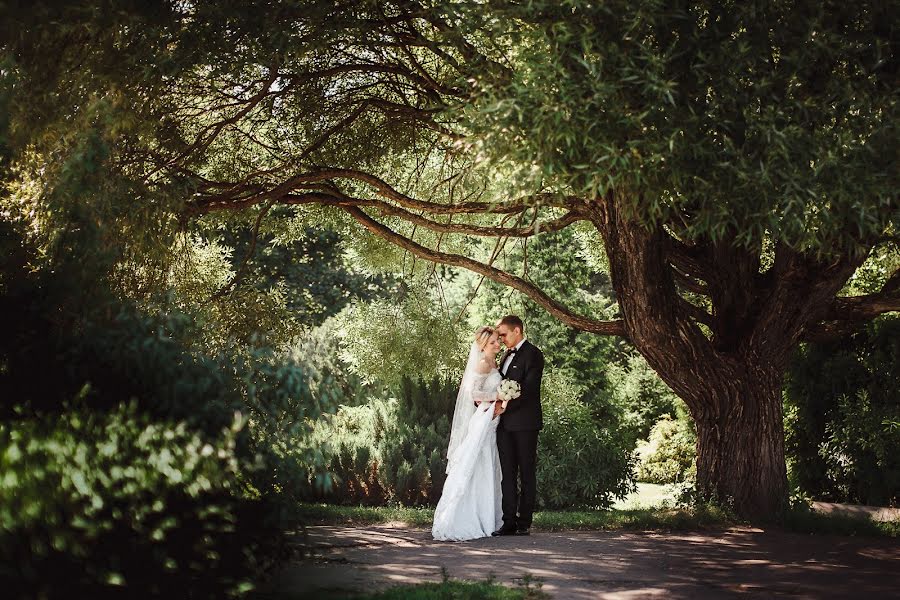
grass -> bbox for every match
[293,500,898,538]
[612,482,680,510]
[307,578,550,600]
[782,507,900,538]
[533,504,733,531]
[293,502,735,532]
[293,503,436,528]
[255,577,549,600]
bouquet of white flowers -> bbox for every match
[497,379,521,402]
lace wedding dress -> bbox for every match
[432,364,503,541]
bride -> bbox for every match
[432,326,505,541]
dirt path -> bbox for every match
[257,525,900,599]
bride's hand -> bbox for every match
[492,402,506,418]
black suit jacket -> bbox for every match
[498,339,544,431]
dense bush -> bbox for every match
[232,347,342,503]
[0,220,321,597]
[785,317,900,506]
[298,377,456,506]
[815,391,900,506]
[634,406,697,485]
[536,374,636,509]
[300,371,637,510]
[0,403,286,599]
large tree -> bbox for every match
[3,1,898,518]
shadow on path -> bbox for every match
[257,525,900,599]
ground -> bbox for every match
[258,524,899,599]
[254,485,899,599]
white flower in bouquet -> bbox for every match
[497,379,521,402]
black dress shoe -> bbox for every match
[491,527,517,536]
[514,528,530,536]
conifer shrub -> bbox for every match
[298,377,455,506]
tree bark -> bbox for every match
[692,366,788,519]
[589,191,859,520]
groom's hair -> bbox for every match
[498,315,524,333]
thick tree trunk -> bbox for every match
[589,191,871,520]
[692,368,787,518]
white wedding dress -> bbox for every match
[432,365,503,541]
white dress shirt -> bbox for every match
[501,338,526,376]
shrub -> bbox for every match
[635,407,697,485]
[0,403,285,599]
[235,347,343,503]
[536,373,635,509]
[785,316,900,506]
[816,391,900,506]
[298,377,456,506]
[300,372,637,510]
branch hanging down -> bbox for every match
[342,205,628,337]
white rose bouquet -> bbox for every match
[497,379,521,402]
[493,379,521,418]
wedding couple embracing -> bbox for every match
[432,315,545,541]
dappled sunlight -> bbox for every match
[597,589,670,599]
[276,525,900,599]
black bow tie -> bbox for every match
[507,347,518,354]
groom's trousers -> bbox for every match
[496,428,539,529]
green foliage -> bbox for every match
[842,243,900,296]
[161,217,400,355]
[298,377,457,506]
[336,294,468,387]
[634,408,697,485]
[465,1,898,254]
[781,505,900,538]
[0,403,285,598]
[0,218,330,596]
[606,353,680,442]
[294,502,735,533]
[785,317,900,506]
[0,220,233,431]
[232,347,340,503]
[536,373,635,509]
[288,318,375,408]
[300,369,637,510]
[817,390,900,507]
[218,219,398,326]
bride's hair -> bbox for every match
[474,325,494,350]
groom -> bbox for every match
[493,315,544,536]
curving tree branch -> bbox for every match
[340,204,627,337]
[825,267,900,322]
[192,168,577,216]
[274,191,585,237]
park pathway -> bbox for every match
[256,524,900,599]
